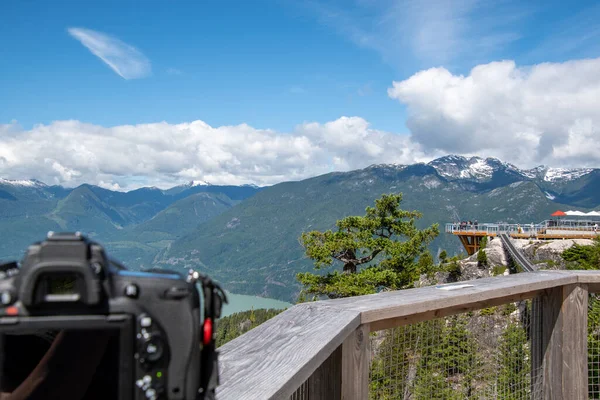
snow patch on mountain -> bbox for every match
[0,178,45,187]
[428,155,495,180]
[190,180,211,186]
[422,177,441,189]
[427,155,595,183]
[543,168,593,182]
[518,167,541,179]
[467,158,494,179]
[545,191,556,200]
[368,163,407,170]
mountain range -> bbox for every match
[1,155,599,302]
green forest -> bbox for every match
[216,308,284,347]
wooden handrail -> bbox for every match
[216,271,598,400]
[217,303,360,400]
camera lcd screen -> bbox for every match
[0,328,127,400]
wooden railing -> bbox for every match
[216,270,600,399]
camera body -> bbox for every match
[0,232,225,400]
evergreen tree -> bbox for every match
[417,250,436,276]
[411,315,483,398]
[371,319,448,399]
[297,193,439,299]
[562,237,600,270]
[439,250,448,264]
[497,322,530,400]
[480,236,488,249]
[477,248,488,267]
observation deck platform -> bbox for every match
[446,221,599,255]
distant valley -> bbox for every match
[1,155,599,302]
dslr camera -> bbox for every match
[0,232,227,400]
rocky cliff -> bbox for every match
[461,237,591,277]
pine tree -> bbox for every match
[497,322,530,400]
[297,193,439,299]
[477,248,488,267]
[439,250,448,264]
[562,236,600,270]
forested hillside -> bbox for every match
[3,156,600,302]
[0,180,260,264]
[156,157,600,301]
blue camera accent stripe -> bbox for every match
[116,270,181,280]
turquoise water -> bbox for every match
[221,292,292,317]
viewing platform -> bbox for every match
[446,219,600,255]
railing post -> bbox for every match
[537,284,588,399]
[306,324,370,400]
[341,324,370,400]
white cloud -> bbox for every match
[5,54,599,191]
[68,27,151,79]
[388,57,600,168]
[0,118,430,191]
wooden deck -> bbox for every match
[217,271,597,399]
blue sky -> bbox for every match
[1,0,600,189]
[2,0,598,132]
[1,0,400,132]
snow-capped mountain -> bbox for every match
[426,155,596,183]
[427,155,514,180]
[0,178,47,187]
[528,167,594,182]
[189,180,211,187]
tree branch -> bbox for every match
[357,249,381,264]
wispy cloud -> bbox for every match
[68,27,151,79]
[304,0,529,72]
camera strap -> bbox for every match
[188,270,228,400]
